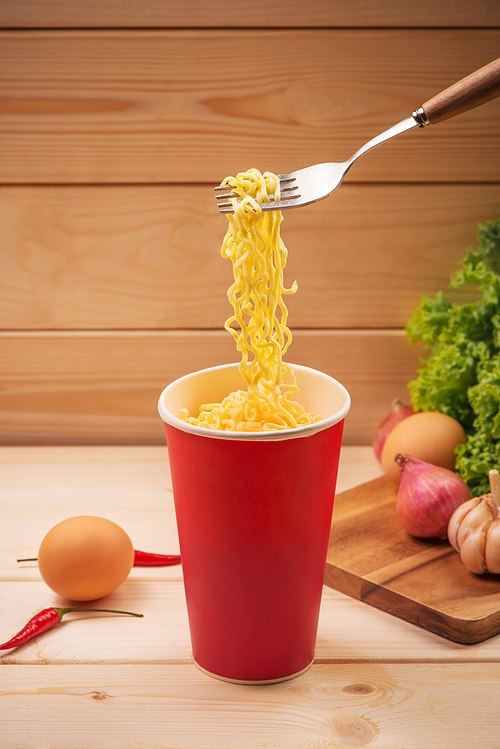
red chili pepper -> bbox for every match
[0,607,143,650]
[18,551,181,568]
[133,550,181,567]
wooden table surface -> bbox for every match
[1,445,499,748]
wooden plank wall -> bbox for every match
[1,1,499,446]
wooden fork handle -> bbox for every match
[417,57,500,126]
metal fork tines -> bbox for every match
[214,115,418,214]
[214,178,299,213]
[214,57,500,214]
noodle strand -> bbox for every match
[180,168,321,431]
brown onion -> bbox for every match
[372,399,414,463]
[395,453,470,539]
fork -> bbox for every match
[215,57,500,213]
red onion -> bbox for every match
[395,453,470,539]
[372,399,414,462]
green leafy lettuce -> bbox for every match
[406,218,500,496]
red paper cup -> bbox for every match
[158,362,350,684]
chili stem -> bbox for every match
[55,608,143,617]
[1,607,143,651]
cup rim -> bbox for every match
[158,362,350,441]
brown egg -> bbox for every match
[38,516,135,601]
[381,411,466,486]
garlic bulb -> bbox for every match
[447,469,500,574]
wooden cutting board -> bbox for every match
[324,476,500,644]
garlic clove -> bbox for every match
[485,496,499,520]
[484,518,500,574]
[455,497,496,551]
[488,469,500,507]
[459,527,487,574]
[447,497,481,552]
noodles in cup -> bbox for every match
[179,168,321,431]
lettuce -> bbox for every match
[406,218,500,495]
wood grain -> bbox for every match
[0,329,421,445]
[2,183,498,331]
[2,0,499,738]
[1,30,500,183]
[1,0,499,28]
[3,577,500,665]
[0,447,500,749]
[0,445,383,582]
[423,57,500,125]
[1,662,499,747]
[1,445,499,747]
[325,476,500,643]
[2,445,499,668]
